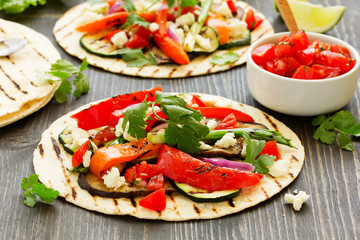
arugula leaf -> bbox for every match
[123,101,149,139]
[243,133,275,174]
[21,174,59,207]
[0,0,46,14]
[312,110,360,151]
[117,48,157,67]
[210,51,239,65]
[38,58,90,103]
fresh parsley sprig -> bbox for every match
[38,58,90,103]
[243,133,275,174]
[21,174,59,207]
[312,110,360,151]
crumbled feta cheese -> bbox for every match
[176,13,195,26]
[195,34,212,51]
[241,143,247,158]
[174,28,185,45]
[268,159,290,177]
[206,119,218,130]
[199,141,213,150]
[102,167,126,189]
[166,21,175,29]
[200,95,218,106]
[111,31,128,48]
[149,22,159,32]
[214,99,233,108]
[285,191,310,211]
[88,3,109,14]
[227,18,248,38]
[217,2,232,18]
[77,10,103,26]
[72,128,90,149]
[134,1,146,11]
[215,132,237,148]
[115,118,137,142]
[115,118,124,137]
[82,150,92,168]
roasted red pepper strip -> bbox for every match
[191,95,207,107]
[245,9,263,31]
[153,8,190,65]
[192,106,254,122]
[226,0,237,15]
[139,188,166,211]
[76,12,129,33]
[71,87,162,130]
[72,139,91,167]
[157,145,263,191]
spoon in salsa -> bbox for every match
[275,0,299,34]
[0,38,27,57]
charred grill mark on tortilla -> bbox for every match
[212,207,218,213]
[193,204,201,214]
[206,67,213,74]
[186,70,193,76]
[130,198,137,208]
[261,187,269,199]
[38,144,44,156]
[71,187,77,200]
[0,84,16,100]
[152,69,159,77]
[273,178,282,189]
[67,179,71,183]
[262,112,278,131]
[113,199,118,206]
[54,14,80,33]
[291,155,299,162]
[51,137,62,160]
[0,27,5,33]
[0,65,28,94]
[136,67,144,75]
[31,46,51,63]
[227,199,235,207]
[168,68,177,78]
[61,31,75,41]
[289,172,294,178]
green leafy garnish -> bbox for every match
[21,174,59,207]
[39,58,90,103]
[122,92,210,154]
[122,0,136,12]
[243,133,275,175]
[312,110,360,151]
[122,100,149,139]
[210,51,239,65]
[0,0,46,14]
[121,12,150,29]
[117,48,157,67]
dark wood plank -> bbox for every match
[1,0,360,239]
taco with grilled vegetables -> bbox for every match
[33,87,304,220]
[0,19,61,127]
[53,0,274,78]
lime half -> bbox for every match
[274,0,308,13]
[287,1,346,33]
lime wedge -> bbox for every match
[274,0,308,12]
[287,1,346,33]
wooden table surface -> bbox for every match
[1,0,359,239]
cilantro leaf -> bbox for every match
[243,133,275,174]
[122,0,136,12]
[210,51,239,65]
[38,58,90,103]
[312,110,360,151]
[122,12,150,29]
[166,0,176,8]
[21,174,59,207]
[0,0,46,14]
[117,48,156,67]
[123,101,149,139]
[54,79,72,103]
[180,0,197,8]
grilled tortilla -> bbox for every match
[0,19,61,127]
[53,1,274,78]
[33,93,304,221]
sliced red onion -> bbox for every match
[150,122,169,132]
[167,26,181,43]
[198,157,254,172]
[107,1,125,15]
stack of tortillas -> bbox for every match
[0,19,61,127]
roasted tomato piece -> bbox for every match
[72,139,92,167]
[92,126,117,144]
[252,43,276,66]
[139,188,166,211]
[275,44,293,58]
[259,141,281,161]
[292,66,321,79]
[214,113,238,130]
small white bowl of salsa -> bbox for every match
[246,31,359,116]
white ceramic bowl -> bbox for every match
[246,32,360,116]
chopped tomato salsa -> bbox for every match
[252,31,356,79]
